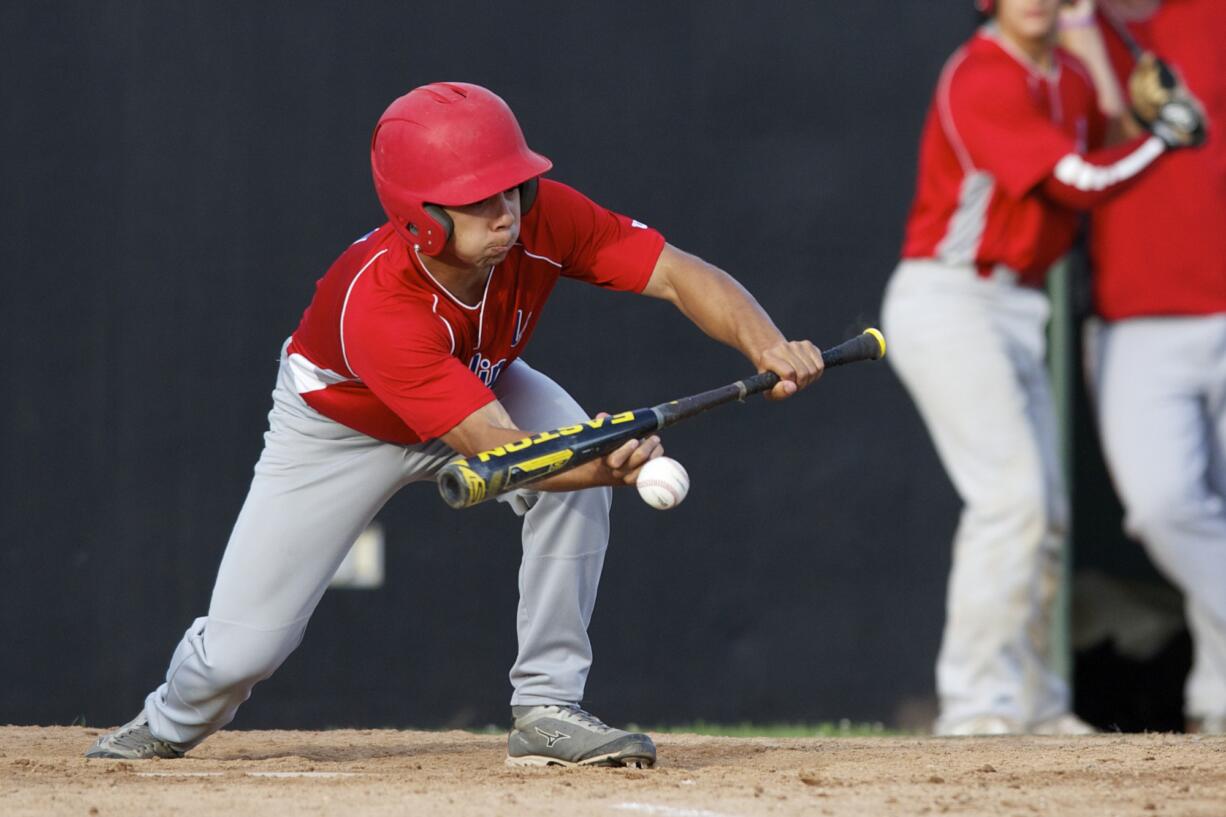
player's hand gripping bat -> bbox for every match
[436,328,886,509]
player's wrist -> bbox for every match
[1058,0,1096,28]
[1058,13,1097,30]
[747,336,789,371]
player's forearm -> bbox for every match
[643,243,786,368]
[439,400,650,491]
[1041,134,1165,210]
[1059,11,1126,119]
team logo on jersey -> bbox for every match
[511,309,533,348]
[469,352,507,386]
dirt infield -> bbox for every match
[3,726,1225,817]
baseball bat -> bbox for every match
[1100,8,1177,87]
[1099,7,1143,59]
[436,328,886,509]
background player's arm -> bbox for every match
[947,48,1165,209]
[440,399,661,490]
[641,243,823,400]
[1058,0,1141,144]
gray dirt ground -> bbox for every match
[3,726,1225,817]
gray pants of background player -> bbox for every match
[883,260,1070,732]
[1090,315,1226,722]
[143,345,611,748]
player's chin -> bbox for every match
[1020,15,1058,38]
[482,245,514,264]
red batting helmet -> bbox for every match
[371,82,553,255]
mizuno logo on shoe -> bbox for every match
[535,727,571,747]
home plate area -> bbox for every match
[3,726,1224,816]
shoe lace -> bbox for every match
[560,707,614,734]
[109,723,154,750]
[107,714,177,752]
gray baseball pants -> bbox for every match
[1090,315,1226,721]
[883,259,1071,732]
[144,345,611,748]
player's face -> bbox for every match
[443,187,522,268]
[996,0,1063,42]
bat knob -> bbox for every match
[864,327,887,359]
[437,460,485,509]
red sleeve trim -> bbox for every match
[623,231,667,294]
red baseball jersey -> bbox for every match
[287,179,666,444]
[1091,0,1226,320]
[901,29,1105,285]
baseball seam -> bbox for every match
[637,479,685,506]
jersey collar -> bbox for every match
[408,244,492,313]
[980,22,1062,82]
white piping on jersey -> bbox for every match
[1053,135,1164,191]
[409,245,497,351]
[339,248,389,378]
[519,245,563,268]
[1003,33,1065,127]
[937,47,976,173]
[410,244,487,311]
[1061,56,1097,150]
[936,171,994,266]
[474,268,493,350]
[431,294,457,355]
[1048,74,1063,124]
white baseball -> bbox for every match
[636,457,690,510]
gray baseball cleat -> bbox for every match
[84,711,187,759]
[506,705,656,768]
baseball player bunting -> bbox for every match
[85,81,826,768]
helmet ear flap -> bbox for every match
[411,181,536,252]
[419,205,454,246]
[519,177,539,213]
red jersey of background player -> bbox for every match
[902,29,1105,285]
[287,178,665,444]
[1091,0,1226,321]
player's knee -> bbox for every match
[522,485,611,557]
[969,477,1047,533]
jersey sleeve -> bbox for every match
[531,179,666,293]
[1041,134,1166,210]
[944,57,1078,198]
[343,300,496,441]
